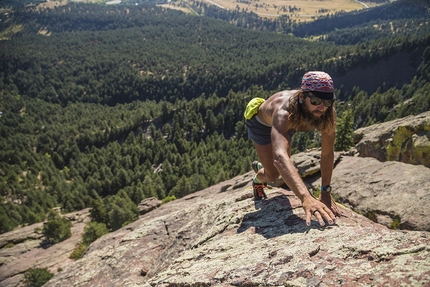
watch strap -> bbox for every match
[321,185,332,192]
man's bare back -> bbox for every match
[258,90,319,133]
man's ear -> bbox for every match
[299,91,305,102]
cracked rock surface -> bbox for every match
[41,171,430,287]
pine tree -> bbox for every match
[335,109,355,151]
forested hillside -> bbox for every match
[185,0,428,38]
[0,0,429,235]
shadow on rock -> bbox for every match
[237,193,330,238]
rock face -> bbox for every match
[291,149,342,178]
[138,197,162,215]
[330,156,430,232]
[354,110,430,168]
[42,172,430,287]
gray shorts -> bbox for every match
[245,115,295,145]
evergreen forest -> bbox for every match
[1,0,429,235]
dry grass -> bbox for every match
[36,1,67,10]
[214,0,363,20]
[37,0,105,10]
[36,0,384,22]
[166,0,383,21]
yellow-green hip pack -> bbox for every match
[244,98,265,120]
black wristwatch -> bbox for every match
[321,185,332,193]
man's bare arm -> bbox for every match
[319,129,341,216]
[271,108,336,226]
[271,108,311,202]
[320,129,335,187]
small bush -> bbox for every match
[23,267,54,287]
[389,216,401,230]
[312,189,321,199]
[82,222,108,245]
[70,221,108,260]
[3,242,14,249]
[69,243,88,260]
[162,195,176,204]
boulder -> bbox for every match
[291,149,342,178]
[268,149,342,187]
[138,197,162,215]
[329,156,430,231]
[354,110,430,167]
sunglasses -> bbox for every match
[305,93,335,107]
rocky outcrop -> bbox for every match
[269,149,342,187]
[138,197,162,215]
[329,156,430,231]
[41,170,430,287]
[291,149,342,178]
[0,209,90,287]
[354,110,430,168]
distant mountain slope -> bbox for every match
[292,0,430,37]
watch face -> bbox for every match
[325,186,332,192]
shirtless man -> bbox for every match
[244,71,339,226]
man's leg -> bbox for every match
[253,142,280,183]
[251,141,281,200]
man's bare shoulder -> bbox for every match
[258,90,298,126]
[266,90,298,110]
[271,90,298,99]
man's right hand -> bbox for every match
[302,195,336,226]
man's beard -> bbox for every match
[300,103,325,129]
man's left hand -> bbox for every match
[319,192,342,217]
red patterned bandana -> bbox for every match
[301,71,335,100]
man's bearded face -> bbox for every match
[300,100,325,128]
